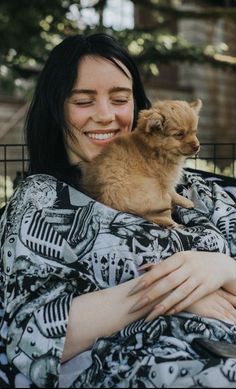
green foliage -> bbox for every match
[113,29,236,74]
[1,0,236,96]
[0,0,75,70]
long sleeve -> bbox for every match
[0,175,99,387]
[1,171,236,388]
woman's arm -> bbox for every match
[62,277,156,363]
[62,267,236,363]
[128,251,236,321]
[62,251,236,363]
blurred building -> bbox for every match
[136,0,236,150]
[0,0,236,180]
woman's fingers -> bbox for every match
[129,267,190,313]
[128,255,184,296]
[215,304,236,324]
[186,289,236,321]
[166,284,208,315]
[128,252,236,321]
[138,263,155,271]
[218,288,236,307]
[145,283,207,322]
[216,294,236,323]
[185,290,236,324]
[221,309,236,324]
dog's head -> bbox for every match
[135,99,202,157]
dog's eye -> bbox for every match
[175,131,185,139]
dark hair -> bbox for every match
[25,33,151,185]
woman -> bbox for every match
[0,33,236,388]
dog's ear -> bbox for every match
[137,109,164,133]
[189,99,202,115]
[146,112,164,133]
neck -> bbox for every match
[154,148,185,167]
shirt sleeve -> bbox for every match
[0,175,98,387]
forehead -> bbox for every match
[74,55,133,88]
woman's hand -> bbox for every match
[186,289,236,324]
[128,251,236,321]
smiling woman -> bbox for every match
[64,56,134,164]
[24,33,149,184]
[1,33,236,389]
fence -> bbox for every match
[0,144,28,206]
[0,143,236,206]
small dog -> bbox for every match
[79,99,202,227]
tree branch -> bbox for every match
[131,0,236,20]
[134,46,236,71]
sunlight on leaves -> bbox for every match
[149,63,159,75]
[128,40,144,55]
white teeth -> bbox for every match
[86,132,115,140]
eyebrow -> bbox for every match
[70,87,132,96]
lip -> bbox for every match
[84,129,120,145]
[84,129,119,134]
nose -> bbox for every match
[191,142,200,153]
[92,101,115,124]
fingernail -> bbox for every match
[138,263,154,271]
[129,296,150,313]
[127,281,146,297]
[144,304,165,322]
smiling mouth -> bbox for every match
[85,130,119,141]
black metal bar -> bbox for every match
[4,145,7,204]
[0,143,236,206]
[233,144,235,177]
[22,144,24,174]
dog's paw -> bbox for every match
[184,199,194,208]
[167,222,183,229]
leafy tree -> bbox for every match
[1,0,236,96]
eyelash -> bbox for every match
[74,99,129,106]
[113,99,128,104]
[75,101,93,106]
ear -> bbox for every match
[189,99,202,115]
[137,109,164,133]
[146,112,164,133]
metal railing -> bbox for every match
[0,144,29,206]
[187,142,236,177]
[0,143,236,207]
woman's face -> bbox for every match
[64,55,134,164]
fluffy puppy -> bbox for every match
[79,99,202,227]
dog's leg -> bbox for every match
[149,216,179,228]
[171,191,194,209]
[145,209,180,228]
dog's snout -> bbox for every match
[192,144,200,153]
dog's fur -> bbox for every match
[79,99,202,227]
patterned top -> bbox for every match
[0,170,236,388]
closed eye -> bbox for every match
[74,100,94,106]
[112,99,129,105]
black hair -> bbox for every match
[25,33,151,185]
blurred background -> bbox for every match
[1,0,236,205]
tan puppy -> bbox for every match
[79,99,202,227]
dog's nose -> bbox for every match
[192,144,200,153]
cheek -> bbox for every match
[116,103,134,131]
[65,106,89,131]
